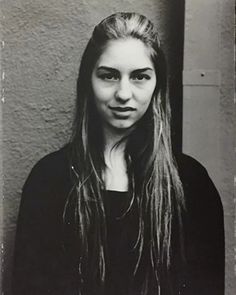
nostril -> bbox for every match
[115,89,132,102]
[115,93,131,102]
[115,79,132,101]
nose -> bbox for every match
[115,77,132,102]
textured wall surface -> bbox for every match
[183,0,235,294]
[1,0,185,293]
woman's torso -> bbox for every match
[12,145,225,295]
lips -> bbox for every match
[109,106,136,112]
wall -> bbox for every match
[1,0,185,293]
[183,0,235,294]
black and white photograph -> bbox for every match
[0,1,234,295]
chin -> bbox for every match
[111,122,137,133]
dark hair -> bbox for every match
[65,12,185,294]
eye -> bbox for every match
[131,73,151,81]
[99,73,119,81]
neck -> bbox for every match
[102,126,129,192]
[103,126,129,153]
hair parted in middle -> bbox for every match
[64,12,185,295]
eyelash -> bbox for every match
[99,73,119,81]
[132,74,151,81]
[99,73,151,81]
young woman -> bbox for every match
[12,12,224,295]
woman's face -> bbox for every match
[91,38,157,134]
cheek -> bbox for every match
[138,87,155,107]
[140,99,152,115]
[93,85,113,104]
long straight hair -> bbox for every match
[64,12,185,295]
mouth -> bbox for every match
[109,106,136,112]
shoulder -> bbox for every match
[175,153,209,183]
[175,152,217,192]
[24,144,71,188]
[20,144,72,210]
[175,155,225,295]
[28,144,71,176]
[175,153,223,214]
[17,144,73,227]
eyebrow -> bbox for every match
[96,66,154,73]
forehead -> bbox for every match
[95,38,154,70]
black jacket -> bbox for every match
[12,145,225,295]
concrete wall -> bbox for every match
[1,0,185,293]
[183,0,235,294]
